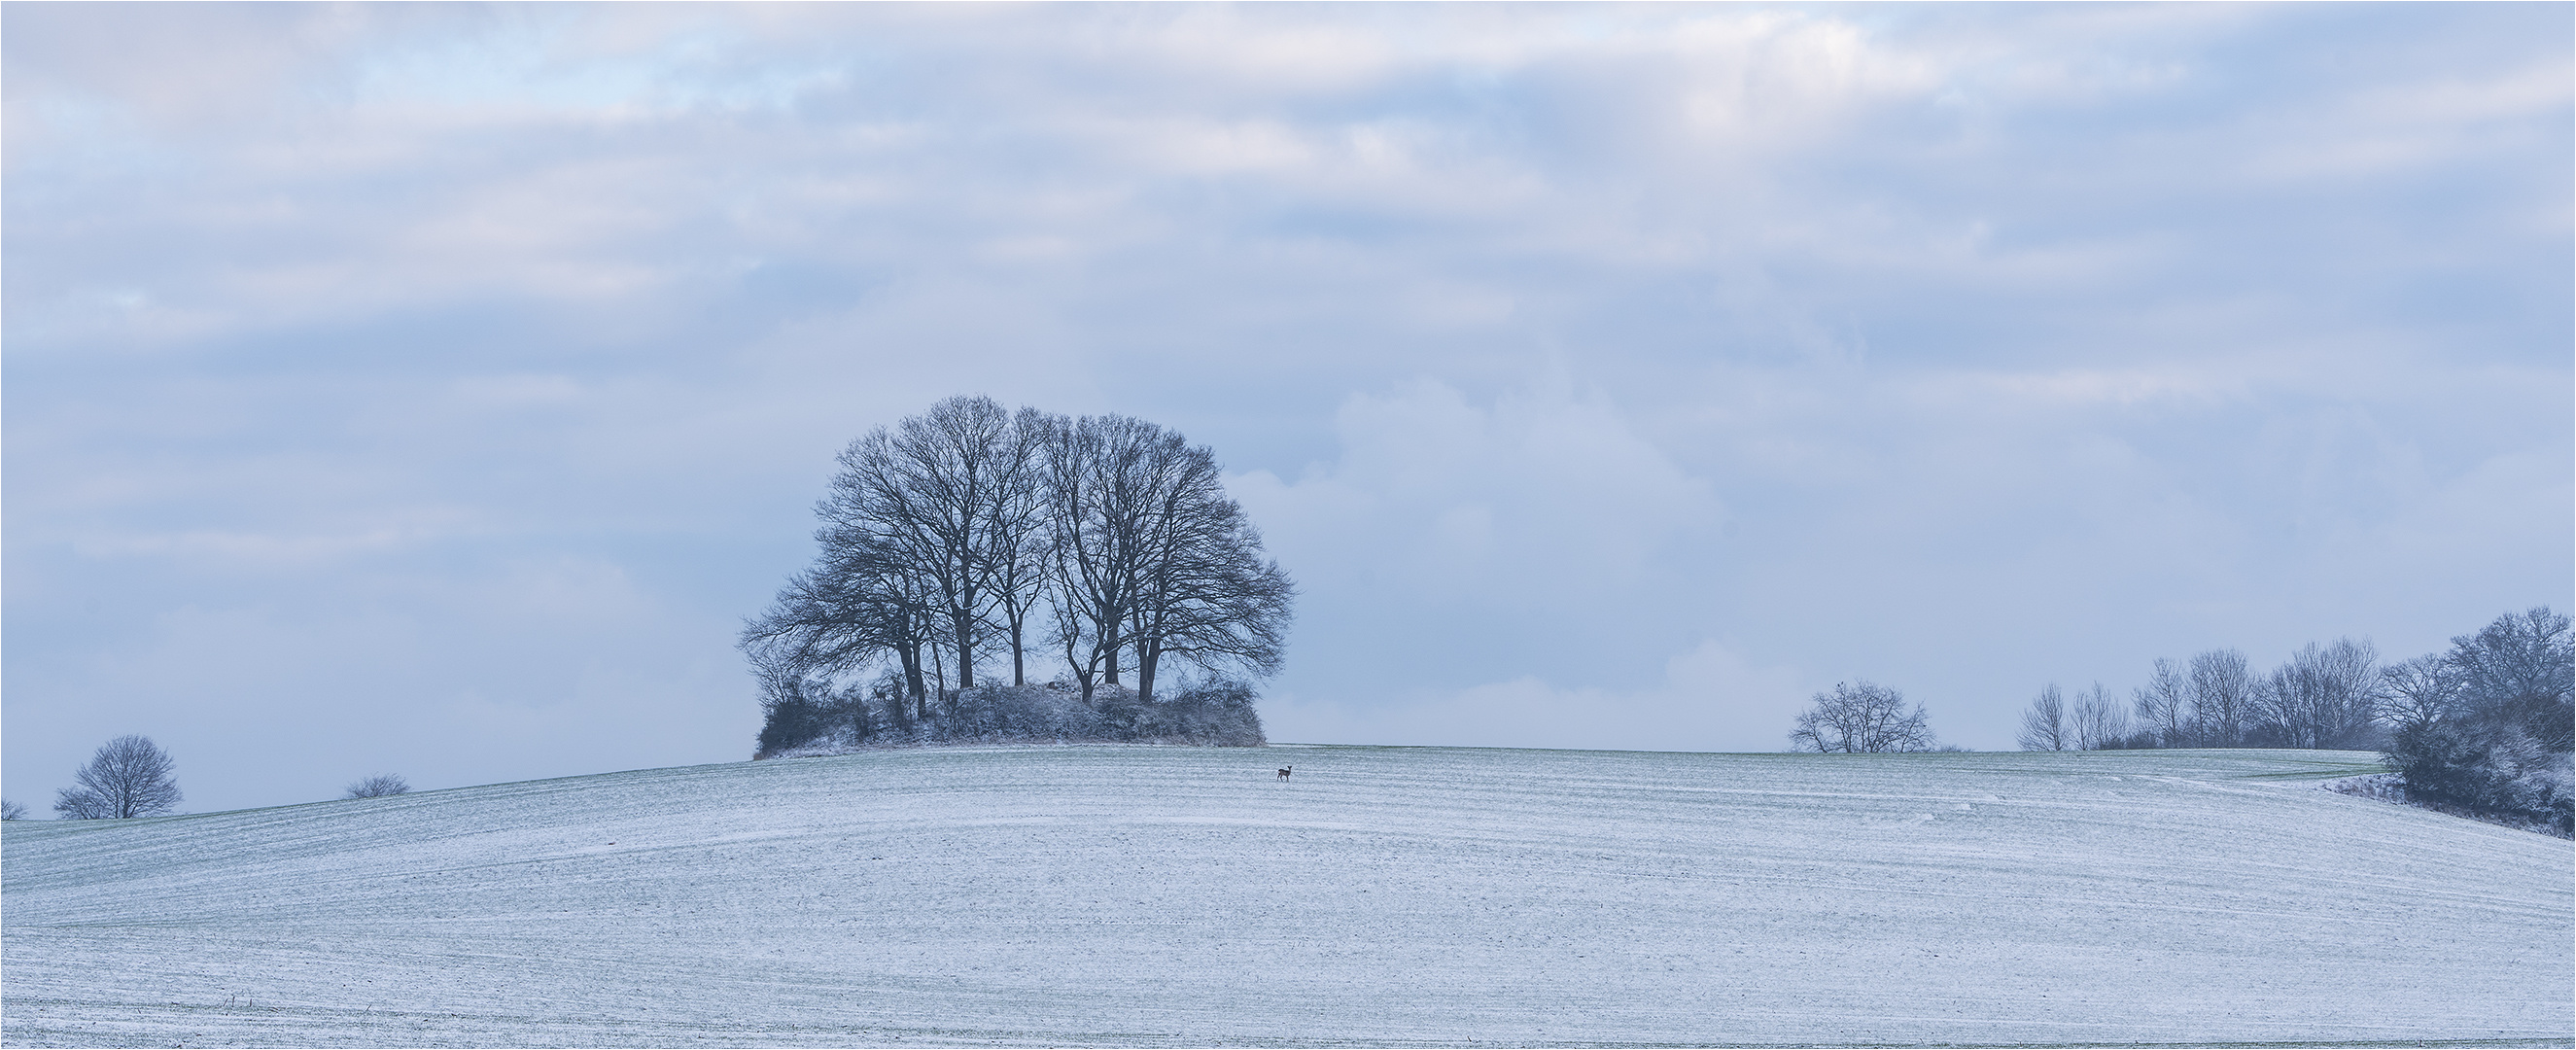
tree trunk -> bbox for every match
[897,643,926,726]
[1007,607,1026,687]
[1137,639,1161,706]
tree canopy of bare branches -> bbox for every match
[2018,682,2132,751]
[1791,682,1936,753]
[2376,652,2459,735]
[2447,606,2574,753]
[53,735,181,820]
[2261,638,2380,750]
[2017,683,2070,752]
[2132,658,2190,748]
[743,398,1293,749]
[345,774,410,799]
[2069,682,2132,751]
[2186,648,2260,748]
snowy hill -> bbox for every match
[5,746,2569,1047]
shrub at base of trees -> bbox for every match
[2385,720,2573,837]
[756,679,1267,758]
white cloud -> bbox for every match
[1235,373,1723,611]
[1267,638,1809,753]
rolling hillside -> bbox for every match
[4,746,2568,1047]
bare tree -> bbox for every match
[2017,683,2071,752]
[0,799,27,821]
[743,528,939,723]
[2133,657,2191,747]
[1791,682,1936,753]
[822,396,1026,694]
[2376,652,2459,735]
[53,735,181,820]
[2447,606,2574,752]
[1038,413,1294,706]
[345,774,410,798]
[1119,433,1293,705]
[2187,648,2260,747]
[2261,638,2380,750]
[2070,682,2132,750]
[980,406,1055,686]
[1041,413,1168,704]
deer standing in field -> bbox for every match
[1276,765,1293,781]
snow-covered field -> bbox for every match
[5,746,2569,1047]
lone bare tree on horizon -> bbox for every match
[1791,682,1937,753]
[54,735,181,820]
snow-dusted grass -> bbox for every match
[5,746,2568,1047]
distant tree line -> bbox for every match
[2015,607,2572,835]
[2015,640,2381,752]
[743,397,1293,755]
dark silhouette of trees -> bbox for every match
[1033,411,1291,708]
[744,527,940,725]
[1791,682,1936,752]
[824,396,1022,695]
[345,774,409,798]
[53,735,181,819]
[1,799,27,821]
[744,398,1293,752]
[1040,413,1162,706]
[2384,607,2572,834]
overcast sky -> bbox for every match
[7,3,2569,814]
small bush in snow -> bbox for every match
[2387,721,2572,836]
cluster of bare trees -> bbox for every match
[743,397,1293,750]
[2020,639,2382,752]
[2381,608,2573,834]
[2012,607,2572,834]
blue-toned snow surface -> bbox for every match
[4,746,2569,1047]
